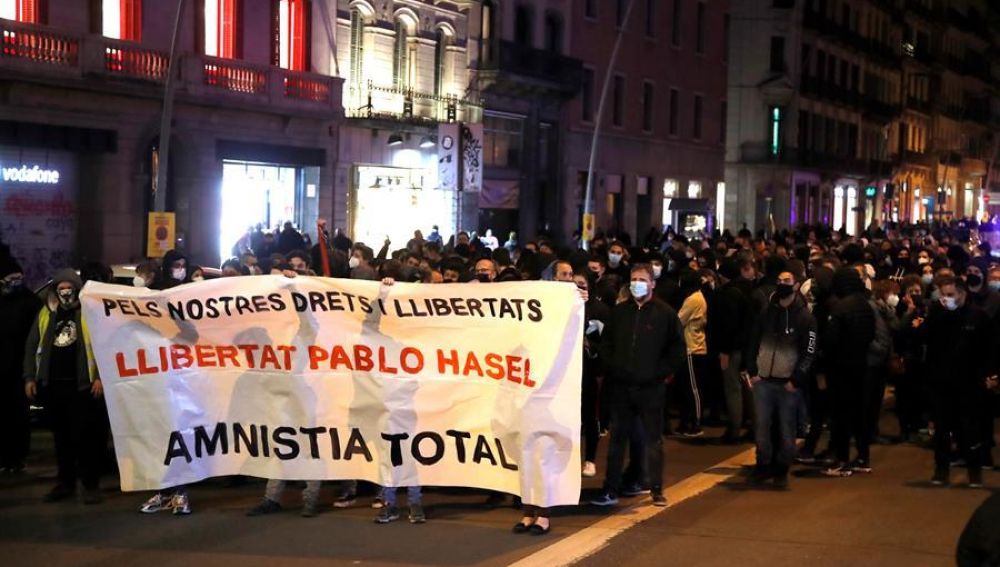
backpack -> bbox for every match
[867,300,892,367]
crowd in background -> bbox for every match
[2,217,1000,537]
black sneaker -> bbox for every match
[969,469,984,489]
[301,501,320,518]
[748,465,772,485]
[931,467,950,486]
[375,506,400,524]
[651,492,667,507]
[849,460,873,474]
[680,427,705,438]
[590,492,619,506]
[43,484,75,503]
[408,503,426,524]
[773,472,789,489]
[794,452,817,465]
[247,499,283,516]
[331,492,356,508]
[621,483,650,497]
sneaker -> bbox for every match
[301,501,320,518]
[171,492,191,515]
[931,467,950,486]
[969,469,984,489]
[621,483,650,497]
[794,452,817,465]
[82,487,103,505]
[651,492,667,507]
[370,495,385,509]
[822,462,853,478]
[680,427,705,438]
[247,498,282,516]
[375,506,400,524]
[408,503,426,524]
[590,492,619,507]
[43,484,75,503]
[582,461,597,478]
[332,493,357,508]
[849,460,873,474]
[139,493,168,513]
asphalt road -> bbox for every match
[0,422,994,567]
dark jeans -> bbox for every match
[753,381,798,467]
[932,388,985,470]
[42,382,107,490]
[582,370,600,462]
[894,362,925,438]
[866,366,887,439]
[678,354,709,431]
[830,366,871,463]
[604,383,665,494]
[803,377,829,456]
[0,382,31,468]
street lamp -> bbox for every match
[154,0,187,213]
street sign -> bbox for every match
[146,212,175,258]
[582,213,596,241]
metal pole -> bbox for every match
[582,0,636,250]
[154,0,187,212]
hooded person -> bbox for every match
[0,256,42,473]
[156,249,191,289]
[22,268,107,504]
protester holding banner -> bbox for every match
[22,268,106,504]
[591,264,687,508]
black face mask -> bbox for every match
[775,283,795,299]
[967,273,983,288]
[475,273,492,283]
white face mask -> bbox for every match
[57,288,76,306]
[886,294,900,309]
[652,264,663,279]
[629,281,649,299]
[349,256,361,269]
[172,268,186,281]
[917,257,930,265]
[921,274,933,285]
[941,296,958,311]
[608,253,623,267]
[133,276,148,288]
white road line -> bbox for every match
[508,447,757,567]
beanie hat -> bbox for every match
[51,268,83,290]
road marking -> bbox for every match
[508,447,756,567]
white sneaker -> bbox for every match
[139,493,168,514]
[582,461,597,478]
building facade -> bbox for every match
[561,0,729,242]
[725,0,999,235]
[0,0,346,284]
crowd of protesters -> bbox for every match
[2,217,999,538]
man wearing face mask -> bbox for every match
[473,257,498,283]
[922,277,995,488]
[349,245,378,280]
[23,269,106,503]
[591,264,686,508]
[963,259,1000,470]
[744,271,817,487]
[0,257,41,473]
[710,257,758,444]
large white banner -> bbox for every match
[81,277,583,507]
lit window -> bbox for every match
[1,0,39,22]
[663,179,678,197]
[715,182,726,230]
[205,0,239,58]
[688,181,702,198]
[103,0,142,41]
[770,106,783,156]
[277,0,307,70]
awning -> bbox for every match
[667,198,709,212]
[479,179,520,209]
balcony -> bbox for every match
[477,40,583,96]
[799,76,862,109]
[0,19,342,115]
[344,80,482,124]
[904,96,932,115]
[863,97,901,122]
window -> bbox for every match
[0,0,41,23]
[100,0,142,40]
[393,17,412,89]
[719,100,727,143]
[696,2,706,54]
[642,81,654,132]
[514,4,532,46]
[204,0,241,58]
[483,114,524,168]
[584,0,596,19]
[434,29,449,96]
[274,0,308,71]
[645,0,655,37]
[669,88,679,135]
[581,67,595,122]
[612,75,625,127]
[671,0,682,47]
[693,95,703,139]
[481,0,495,63]
[349,8,364,85]
[544,13,562,53]
[770,106,783,156]
[769,36,785,72]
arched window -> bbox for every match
[273,0,309,71]
[102,0,143,41]
[393,13,416,89]
[543,12,562,54]
[349,7,365,85]
[480,0,496,63]
[434,27,452,96]
[514,4,533,47]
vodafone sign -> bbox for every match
[1,164,61,184]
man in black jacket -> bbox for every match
[922,277,995,488]
[710,256,758,444]
[591,264,687,508]
[745,271,817,487]
[822,268,876,477]
[0,256,41,473]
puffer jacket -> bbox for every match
[745,293,817,387]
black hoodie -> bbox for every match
[745,292,817,387]
[823,268,875,372]
[156,249,192,290]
